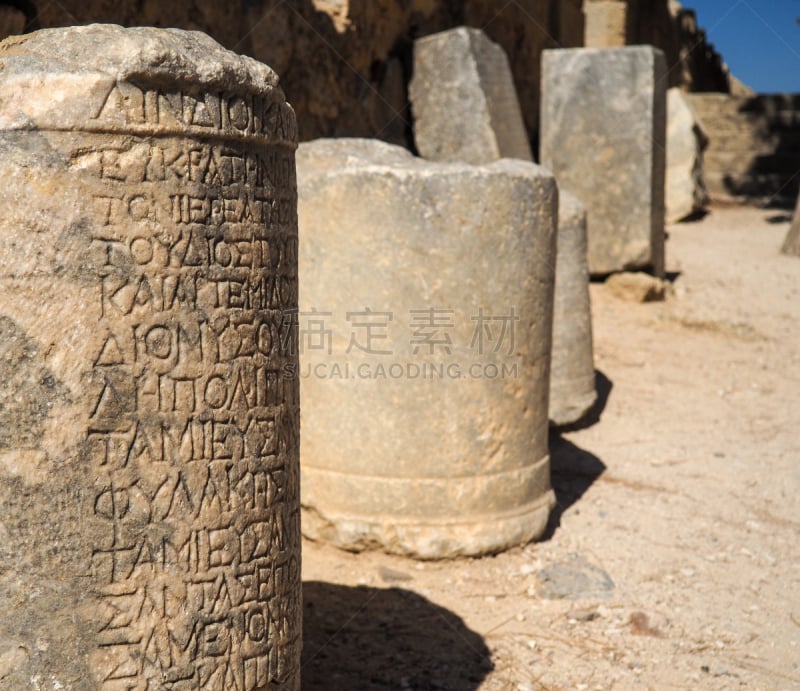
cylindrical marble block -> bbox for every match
[0,26,301,689]
[550,192,597,427]
[298,138,557,559]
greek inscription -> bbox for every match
[89,83,297,144]
[78,98,298,687]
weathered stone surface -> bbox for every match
[541,46,667,276]
[407,35,593,426]
[782,195,800,257]
[584,0,628,47]
[538,554,615,600]
[606,272,668,302]
[550,193,596,427]
[298,138,556,559]
[0,25,301,689]
[666,87,708,223]
[409,27,532,164]
[689,93,800,205]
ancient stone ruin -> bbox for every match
[666,87,709,223]
[540,46,667,277]
[409,26,532,164]
[551,193,597,426]
[782,195,800,257]
[584,0,629,48]
[0,25,301,689]
[297,138,557,559]
[689,92,800,206]
[408,27,596,427]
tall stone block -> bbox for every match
[541,46,667,276]
[550,193,596,426]
[666,87,708,223]
[298,139,556,559]
[0,26,301,689]
[409,27,532,165]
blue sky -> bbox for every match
[688,0,800,93]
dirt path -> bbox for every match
[300,206,800,690]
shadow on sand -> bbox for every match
[556,369,613,433]
[542,431,607,541]
[543,369,610,540]
[302,581,492,690]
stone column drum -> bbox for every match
[550,193,597,427]
[541,46,667,277]
[0,26,301,689]
[298,138,557,559]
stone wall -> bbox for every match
[0,0,583,144]
[689,93,800,205]
[585,0,729,92]
[0,0,747,164]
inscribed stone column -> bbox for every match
[298,138,557,559]
[409,27,532,164]
[541,46,667,277]
[550,193,596,427]
[0,25,301,689]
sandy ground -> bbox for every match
[300,206,800,690]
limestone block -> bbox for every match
[584,0,628,48]
[666,87,709,223]
[782,194,800,257]
[550,193,596,426]
[541,46,668,276]
[0,25,301,689]
[409,27,532,165]
[606,272,669,302]
[298,138,556,559]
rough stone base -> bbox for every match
[302,482,555,560]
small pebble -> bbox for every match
[378,566,412,583]
[567,608,600,622]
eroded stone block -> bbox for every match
[550,193,596,426]
[298,138,556,559]
[667,87,709,223]
[409,27,532,164]
[0,25,301,689]
[541,46,667,276]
